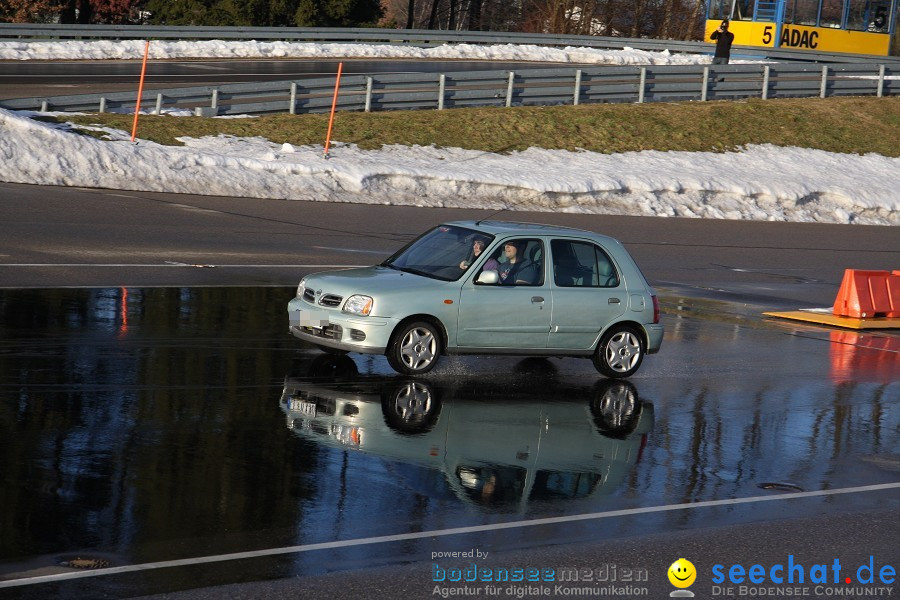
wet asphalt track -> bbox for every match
[0,183,898,599]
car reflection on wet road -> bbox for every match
[0,287,897,598]
[281,363,653,513]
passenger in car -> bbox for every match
[498,241,539,285]
[459,236,489,270]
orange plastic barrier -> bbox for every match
[832,269,900,318]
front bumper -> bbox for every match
[287,296,393,354]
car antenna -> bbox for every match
[475,196,538,226]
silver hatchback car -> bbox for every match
[287,221,663,377]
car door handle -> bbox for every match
[531,296,545,303]
[608,298,621,304]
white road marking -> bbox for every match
[310,245,389,254]
[168,203,225,215]
[1,481,897,589]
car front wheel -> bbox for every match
[382,381,441,434]
[592,325,645,378]
[387,321,441,375]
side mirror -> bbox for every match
[476,270,499,285]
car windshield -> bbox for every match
[382,225,495,282]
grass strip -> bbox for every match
[54,96,900,157]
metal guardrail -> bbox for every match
[1,62,894,116]
[1,23,898,64]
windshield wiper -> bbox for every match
[379,263,438,279]
[397,266,432,278]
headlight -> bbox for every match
[296,277,307,298]
[343,295,374,316]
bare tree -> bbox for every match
[379,0,417,27]
[521,0,602,35]
[684,0,705,39]
[427,0,440,28]
[598,0,617,35]
[467,0,482,29]
[659,0,673,37]
[447,0,457,28]
[629,0,648,36]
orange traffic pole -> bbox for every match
[323,61,344,159]
[131,40,150,143]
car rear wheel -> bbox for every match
[387,321,441,375]
[592,325,645,378]
[590,380,639,436]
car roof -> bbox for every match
[446,220,619,243]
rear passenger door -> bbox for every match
[548,239,626,350]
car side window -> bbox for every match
[476,238,544,286]
[551,240,619,288]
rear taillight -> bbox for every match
[651,295,660,324]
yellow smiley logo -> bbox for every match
[668,558,697,588]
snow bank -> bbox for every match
[1,109,895,225]
[0,39,732,65]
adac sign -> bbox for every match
[705,20,890,56]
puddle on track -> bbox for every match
[0,287,897,596]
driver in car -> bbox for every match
[497,241,538,285]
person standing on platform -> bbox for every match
[711,19,735,64]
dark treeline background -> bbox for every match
[384,0,707,40]
[3,0,898,55]
[1,0,707,41]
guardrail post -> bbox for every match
[210,88,219,114]
[573,69,582,105]
[155,93,163,114]
[820,66,828,98]
[40,100,48,112]
[438,73,445,110]
[99,97,106,113]
[289,82,297,114]
[762,65,770,100]
[505,71,515,107]
[877,64,885,97]
[365,76,373,112]
[701,66,709,102]
[637,67,646,103]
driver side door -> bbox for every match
[456,238,550,349]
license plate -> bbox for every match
[299,308,329,328]
[291,400,317,416]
